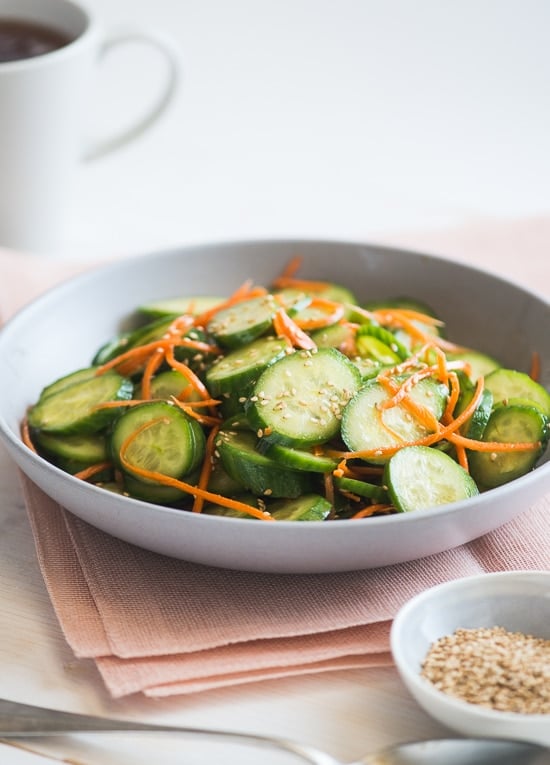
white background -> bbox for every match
[61,0,550,258]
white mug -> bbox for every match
[0,0,179,253]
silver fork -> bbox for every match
[0,697,546,765]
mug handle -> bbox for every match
[84,29,180,161]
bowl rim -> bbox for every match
[0,238,549,571]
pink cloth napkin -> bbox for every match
[2,218,549,699]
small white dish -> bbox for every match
[390,571,550,746]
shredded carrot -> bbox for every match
[119,420,274,521]
[271,276,334,293]
[273,307,317,351]
[323,471,335,516]
[193,281,268,327]
[192,424,220,513]
[293,297,346,330]
[171,397,222,427]
[73,461,113,481]
[141,348,165,400]
[448,432,541,453]
[350,503,394,519]
[277,255,303,280]
[455,443,469,471]
[164,346,212,402]
[21,417,37,453]
[530,350,541,382]
[442,371,461,423]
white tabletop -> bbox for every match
[1,1,550,763]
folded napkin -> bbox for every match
[2,218,549,699]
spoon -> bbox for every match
[0,697,546,765]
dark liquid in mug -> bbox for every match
[0,19,72,63]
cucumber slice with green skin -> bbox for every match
[356,323,409,361]
[247,347,361,448]
[268,494,333,521]
[39,367,99,400]
[201,493,264,519]
[355,335,402,365]
[333,475,389,502]
[310,322,355,352]
[265,444,338,473]
[54,457,113,482]
[122,471,199,504]
[28,372,133,435]
[468,404,547,489]
[34,431,108,463]
[446,349,501,382]
[92,316,176,366]
[206,294,278,349]
[206,336,290,398]
[110,401,206,481]
[216,430,313,498]
[454,387,494,440]
[138,296,224,320]
[144,370,203,402]
[484,368,550,417]
[341,376,448,463]
[384,445,479,512]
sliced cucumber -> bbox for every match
[39,367,99,400]
[145,369,202,402]
[268,494,332,521]
[446,348,501,382]
[484,368,550,417]
[355,335,402,365]
[92,316,175,366]
[310,322,355,352]
[266,444,338,473]
[384,445,479,512]
[356,322,409,361]
[138,295,224,319]
[110,401,205,481]
[34,431,108,464]
[122,472,197,504]
[468,404,547,489]
[333,475,389,502]
[206,336,289,398]
[28,371,133,435]
[216,430,313,498]
[454,386,494,440]
[247,347,361,447]
[206,294,278,349]
[341,376,448,462]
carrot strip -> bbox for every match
[273,307,317,351]
[21,417,38,453]
[329,377,486,459]
[277,255,303,280]
[193,281,268,326]
[119,421,274,521]
[448,433,541,452]
[271,276,333,293]
[164,346,212,402]
[442,371,461,423]
[141,348,165,400]
[351,503,394,519]
[192,424,220,513]
[294,297,346,330]
[73,461,113,481]
[530,351,541,382]
[171,397,222,427]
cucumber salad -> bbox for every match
[24,258,550,522]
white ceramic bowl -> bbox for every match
[0,239,549,573]
[390,571,550,746]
